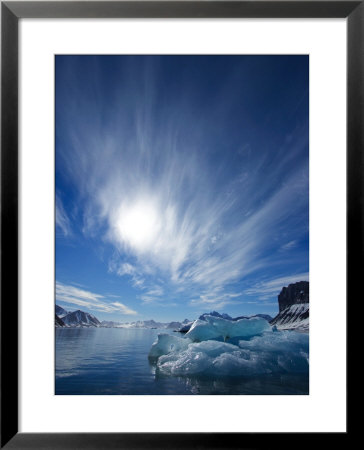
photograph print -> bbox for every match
[55,55,309,395]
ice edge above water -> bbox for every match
[149,316,309,378]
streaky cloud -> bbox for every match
[56,194,72,237]
[56,281,137,315]
[244,273,309,301]
[56,56,309,307]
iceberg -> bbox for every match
[238,328,308,353]
[149,315,307,380]
[155,331,309,378]
[185,315,271,342]
[148,333,191,361]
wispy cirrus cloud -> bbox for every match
[56,281,137,315]
[190,289,243,310]
[108,259,146,289]
[60,131,308,302]
[139,286,165,305]
[244,273,309,301]
[56,194,72,237]
[56,56,309,308]
[110,301,138,315]
[280,240,298,251]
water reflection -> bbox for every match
[56,328,308,395]
[169,373,308,395]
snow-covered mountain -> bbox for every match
[165,321,185,329]
[270,303,309,331]
[199,311,232,321]
[55,304,190,329]
[55,305,68,318]
[277,280,309,312]
[102,319,190,330]
[177,319,194,332]
[178,322,194,332]
[100,320,124,328]
[270,281,309,331]
[55,314,65,327]
[110,320,189,330]
[62,310,101,327]
[233,314,273,322]
[116,319,165,329]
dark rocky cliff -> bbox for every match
[278,281,309,312]
[270,281,309,331]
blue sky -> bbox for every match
[55,55,309,323]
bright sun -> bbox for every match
[116,200,161,251]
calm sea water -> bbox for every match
[55,328,308,395]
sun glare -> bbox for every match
[116,201,161,251]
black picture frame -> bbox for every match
[1,1,355,448]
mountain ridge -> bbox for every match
[55,305,191,329]
[55,280,309,332]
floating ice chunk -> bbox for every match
[238,329,308,353]
[156,331,308,378]
[183,319,223,342]
[148,333,191,361]
[192,340,239,357]
[157,341,239,376]
[185,315,271,342]
[239,330,309,373]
